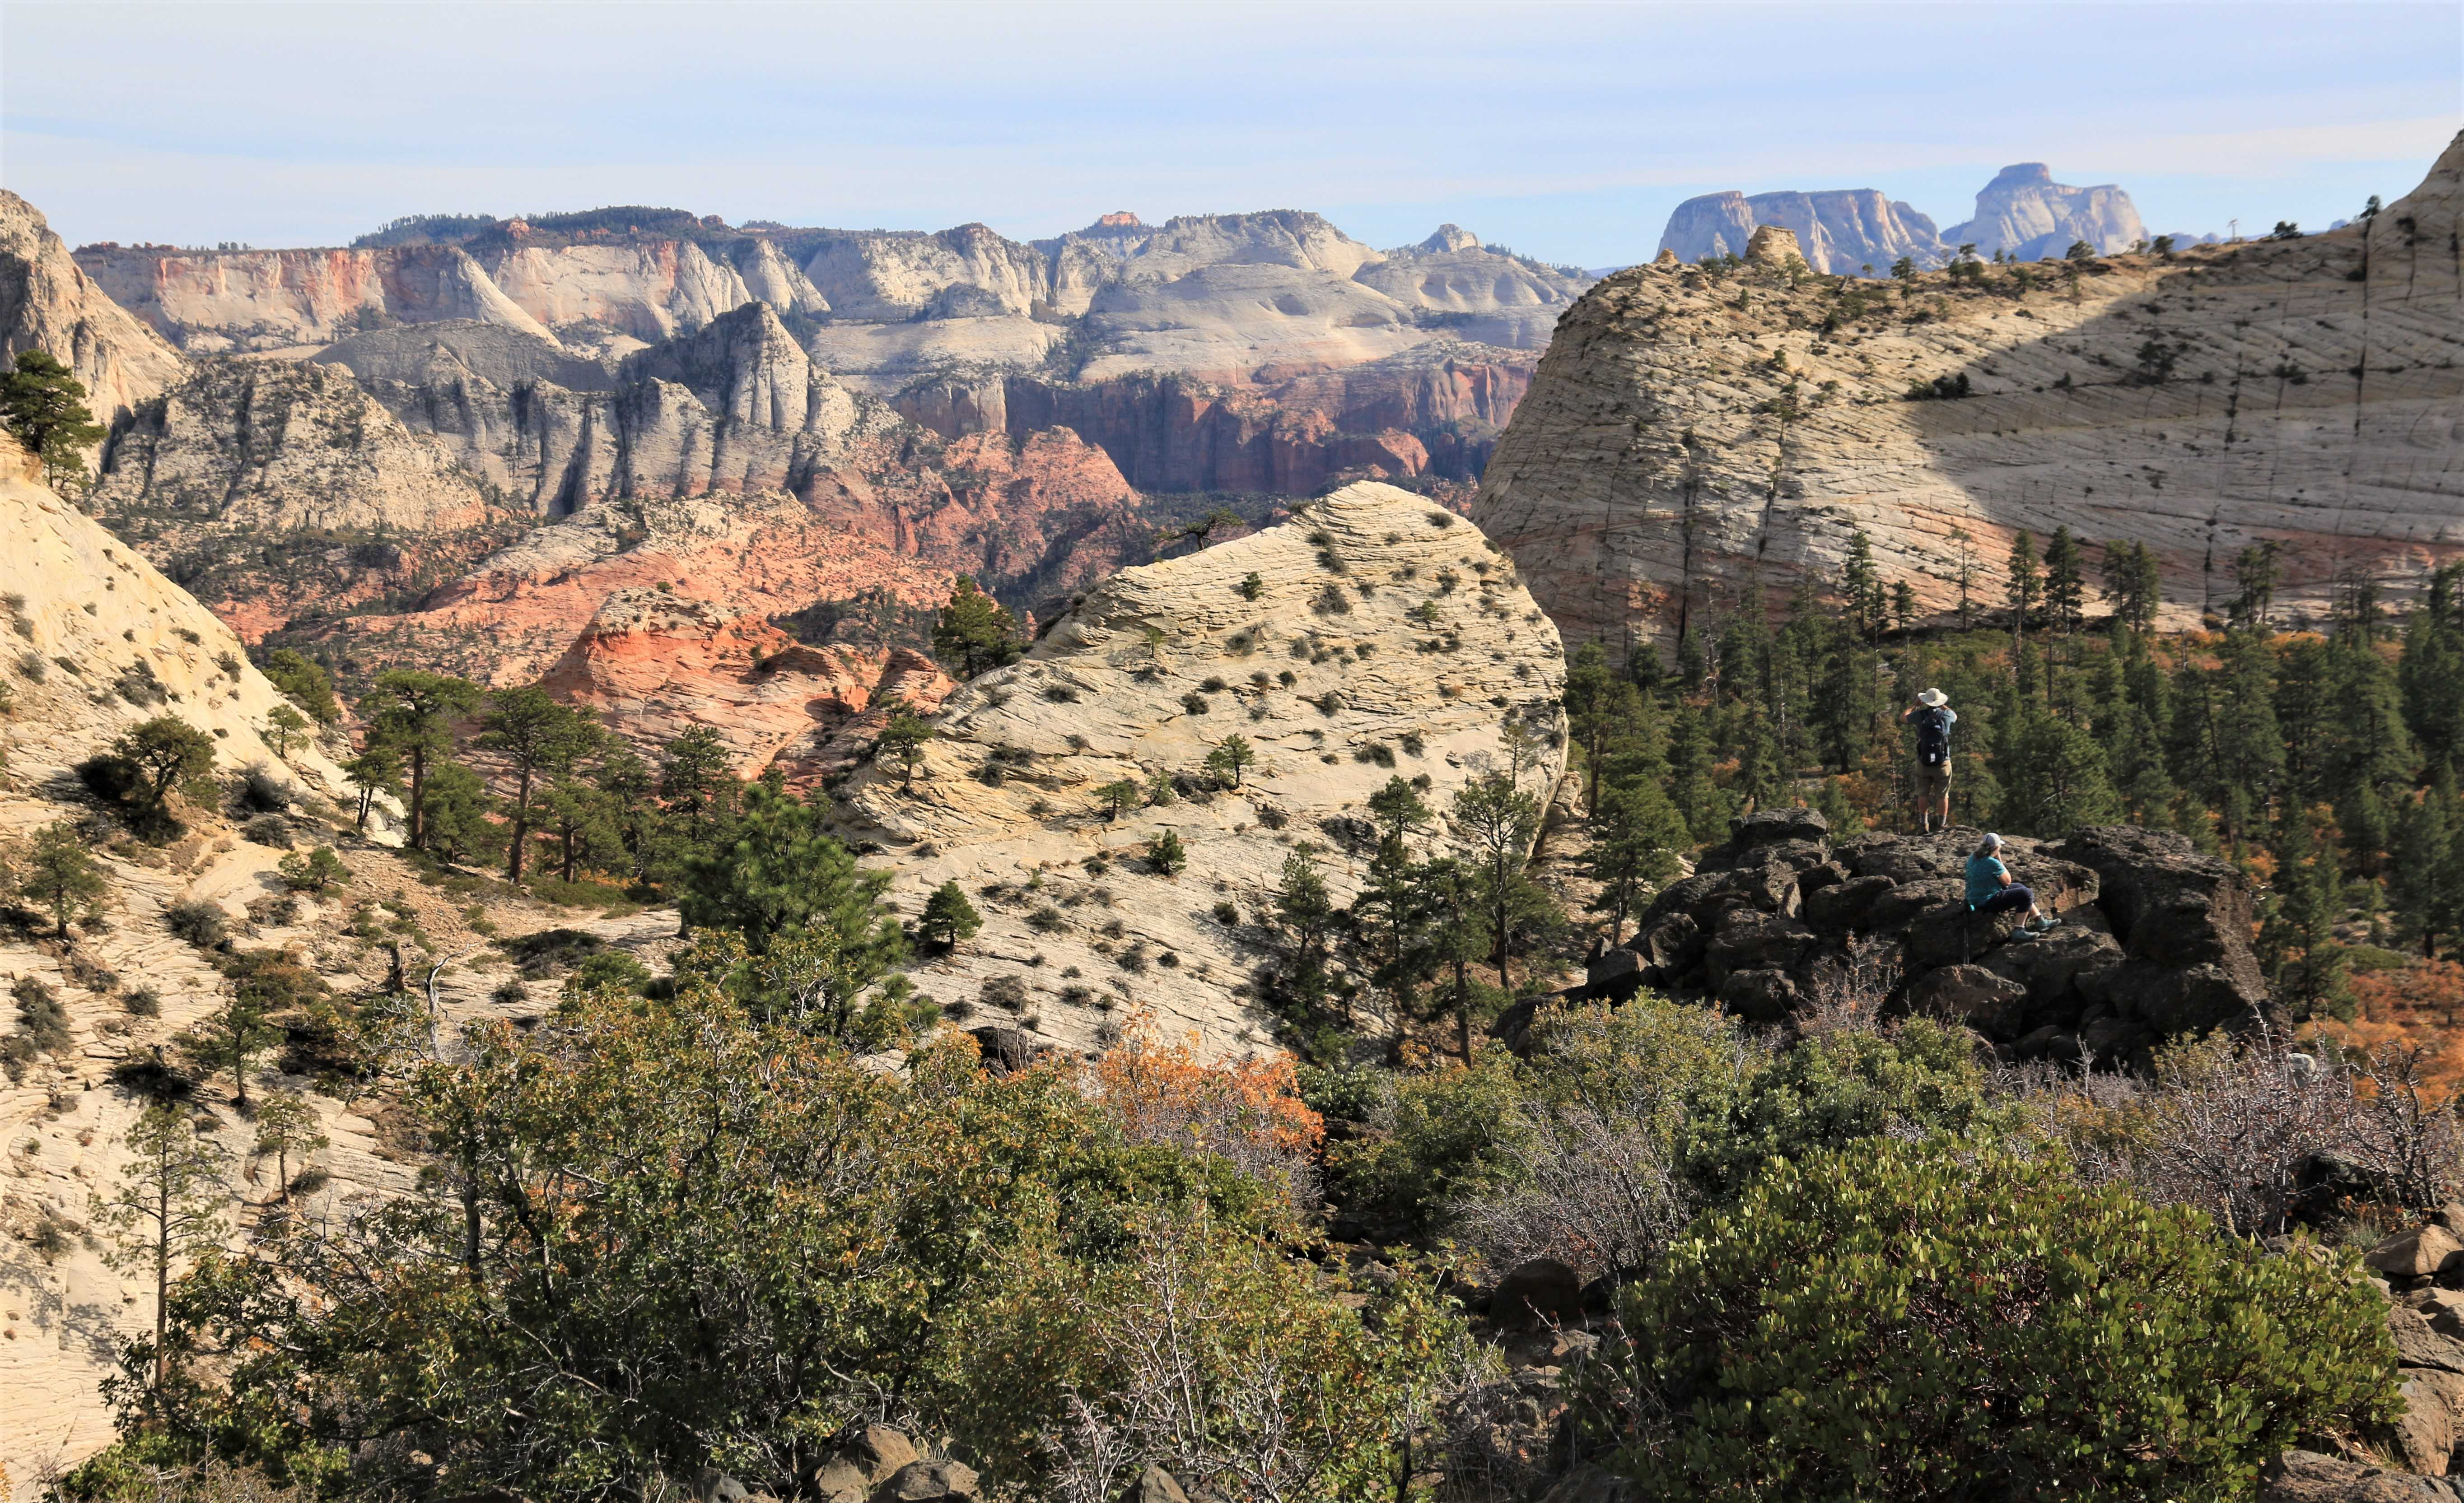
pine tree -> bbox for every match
[479,686,601,882]
[2261,808,2352,1020]
[929,575,1022,679]
[1841,528,1886,641]
[2100,539,2163,634]
[1146,827,1188,876]
[251,1088,328,1202]
[1452,772,1548,981]
[917,879,982,951]
[1998,707,2123,837]
[362,671,483,852]
[261,704,310,758]
[0,350,106,490]
[341,744,403,832]
[1587,776,1688,944]
[1947,526,1980,630]
[1204,733,1257,790]
[1271,850,1336,1006]
[418,761,499,866]
[2005,530,2040,656]
[680,784,905,968]
[659,726,741,847]
[2400,563,2464,780]
[2043,527,2086,636]
[1666,698,1728,843]
[10,818,107,935]
[2390,777,2462,958]
[875,712,935,789]
[94,1103,228,1389]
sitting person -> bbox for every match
[1965,833,2061,934]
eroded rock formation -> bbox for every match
[0,191,188,429]
[1658,163,2147,276]
[1479,131,2464,664]
[839,480,1568,1061]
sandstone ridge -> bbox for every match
[839,480,1568,1062]
[1479,130,2464,662]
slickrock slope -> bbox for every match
[0,193,188,429]
[838,481,1567,1061]
[0,440,678,1479]
[93,358,493,534]
[1479,132,2464,663]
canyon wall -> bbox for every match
[1479,131,2464,666]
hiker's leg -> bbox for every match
[1978,884,2033,918]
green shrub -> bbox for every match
[1689,1018,2021,1200]
[164,900,228,949]
[1590,1140,2401,1499]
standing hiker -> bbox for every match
[1903,687,1956,833]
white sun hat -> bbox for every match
[1918,687,1949,707]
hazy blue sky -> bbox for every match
[3,2,2455,265]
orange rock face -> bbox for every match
[537,589,953,781]
[303,425,1130,778]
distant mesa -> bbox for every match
[1093,211,1143,229]
[1658,163,2146,276]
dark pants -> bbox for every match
[1975,884,2034,917]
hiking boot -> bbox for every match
[2029,916,2063,932]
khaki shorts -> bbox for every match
[1918,760,1951,794]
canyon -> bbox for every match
[1481,131,2464,667]
[11,199,1585,773]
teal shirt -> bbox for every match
[1964,855,2008,907]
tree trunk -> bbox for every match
[507,768,533,882]
[407,744,429,850]
[153,1180,169,1389]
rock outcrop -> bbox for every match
[0,192,188,430]
[1477,131,2464,662]
[1561,813,2268,1066]
[1659,187,1945,275]
[1656,164,2143,276]
[1946,162,2149,261]
[537,588,952,779]
[839,481,1567,1061]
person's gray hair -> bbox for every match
[1974,832,2003,859]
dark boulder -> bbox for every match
[1704,911,1816,988]
[1728,806,1829,850]
[2049,827,2270,1032]
[1907,963,2028,1034]
[1718,968,1800,1024]
[968,1026,1044,1075]
[1492,1256,1586,1328]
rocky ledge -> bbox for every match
[1545,810,2270,1066]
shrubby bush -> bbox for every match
[64,963,1465,1503]
[1582,1139,2400,1499]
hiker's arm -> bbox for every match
[1900,706,1913,721]
[1996,865,2013,888]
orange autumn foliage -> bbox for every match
[1089,1018,1324,1204]
[2305,961,2464,1105]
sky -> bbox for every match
[2,1,2456,268]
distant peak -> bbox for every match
[1987,163,2056,190]
[1095,211,1143,229]
[1418,224,1481,253]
